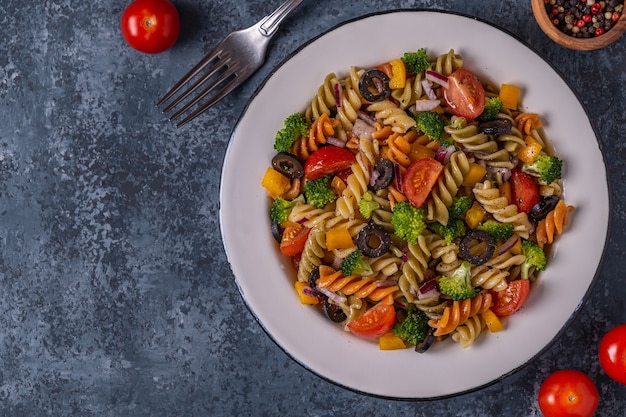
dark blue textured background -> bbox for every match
[0,0,624,415]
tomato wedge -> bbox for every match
[510,168,541,214]
[304,146,356,180]
[443,68,486,119]
[491,279,530,316]
[402,158,443,208]
[346,302,396,339]
[279,225,310,257]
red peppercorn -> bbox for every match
[590,3,602,14]
[612,12,621,22]
[576,19,587,28]
[582,14,592,22]
[595,27,605,36]
[552,7,560,15]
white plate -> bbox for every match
[220,10,610,399]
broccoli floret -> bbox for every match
[393,305,431,346]
[304,175,336,209]
[521,239,547,280]
[438,261,479,301]
[341,250,374,277]
[358,191,380,219]
[274,112,309,153]
[476,219,515,244]
[270,196,304,224]
[391,200,428,245]
[415,111,446,142]
[401,48,431,74]
[521,154,563,185]
[448,195,473,219]
[478,97,503,121]
[427,218,467,244]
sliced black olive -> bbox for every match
[478,118,512,136]
[308,266,320,289]
[356,223,391,258]
[529,195,560,223]
[369,158,395,191]
[415,329,436,353]
[358,69,391,102]
[271,221,283,243]
[323,298,347,323]
[271,152,304,179]
[459,230,496,266]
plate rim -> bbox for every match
[219,8,613,400]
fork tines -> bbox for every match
[157,46,239,128]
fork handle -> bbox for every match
[259,0,305,37]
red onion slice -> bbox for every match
[302,286,323,299]
[412,99,440,112]
[417,279,440,300]
[326,136,346,148]
[421,79,438,100]
[425,70,449,89]
[318,288,347,305]
[497,234,519,255]
[376,280,397,288]
[393,163,403,193]
[334,81,342,108]
[352,118,375,140]
[435,145,456,165]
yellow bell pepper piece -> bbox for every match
[388,59,407,89]
[481,309,504,333]
[379,332,406,350]
[465,201,486,229]
[462,162,487,187]
[261,167,290,199]
[499,181,512,205]
[294,281,320,305]
[517,135,543,164]
[499,83,521,110]
[325,225,353,251]
[409,143,436,161]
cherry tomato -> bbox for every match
[491,279,530,316]
[599,324,626,385]
[304,146,356,180]
[120,0,180,54]
[402,158,443,208]
[538,370,599,417]
[443,68,486,119]
[510,168,541,214]
[346,302,396,339]
[279,225,310,257]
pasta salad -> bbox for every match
[261,48,574,352]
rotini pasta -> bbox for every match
[535,199,574,249]
[262,47,575,352]
[451,314,487,348]
[428,290,492,336]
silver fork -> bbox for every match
[157,0,305,128]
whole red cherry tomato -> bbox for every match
[599,324,626,385]
[538,370,599,417]
[121,0,180,54]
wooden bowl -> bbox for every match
[532,0,626,50]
